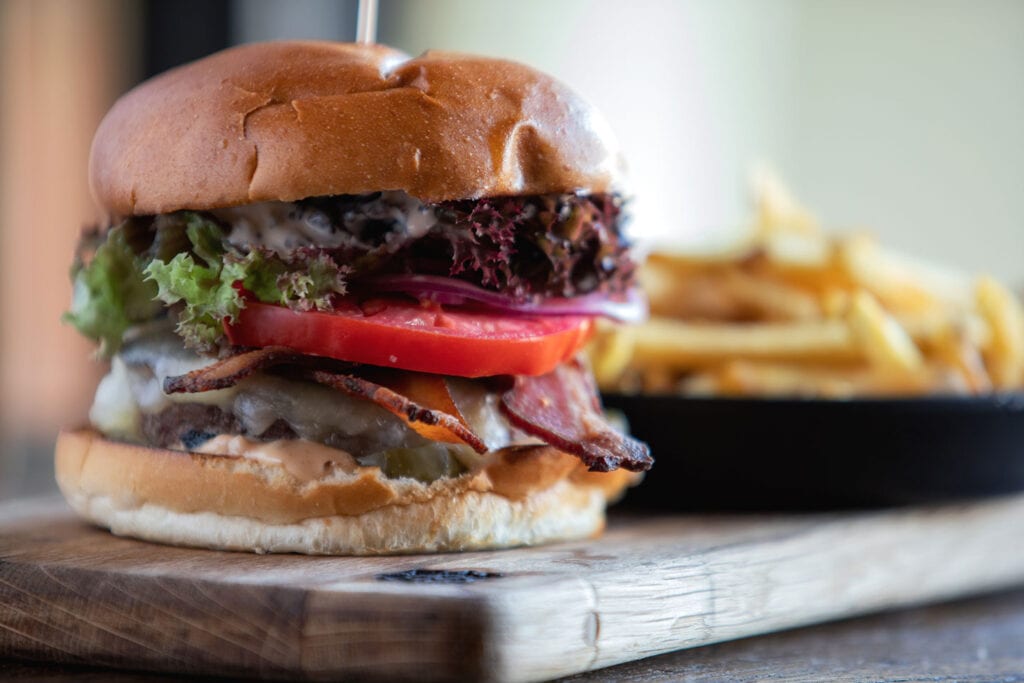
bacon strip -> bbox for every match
[162,350,489,453]
[499,360,653,472]
[306,370,488,453]
[162,350,650,471]
[163,347,304,394]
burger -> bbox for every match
[58,41,652,554]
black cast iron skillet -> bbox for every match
[604,393,1024,511]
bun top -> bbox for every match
[89,41,623,217]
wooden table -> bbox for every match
[3,587,1024,682]
[4,468,1024,682]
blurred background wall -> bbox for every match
[0,0,138,496]
[0,0,1021,497]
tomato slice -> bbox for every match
[225,298,595,377]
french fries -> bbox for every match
[976,276,1024,390]
[846,292,924,374]
[591,170,1024,398]
[629,319,859,368]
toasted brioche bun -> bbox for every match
[90,41,623,217]
[56,429,637,555]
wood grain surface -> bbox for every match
[6,587,1024,682]
[3,495,1024,682]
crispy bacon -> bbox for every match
[161,349,651,472]
[305,370,488,454]
[163,347,303,394]
[499,360,653,472]
[162,349,489,453]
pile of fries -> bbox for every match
[592,170,1024,397]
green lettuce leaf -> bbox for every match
[144,213,348,351]
[63,222,163,355]
[274,252,348,311]
[145,253,242,351]
[143,214,237,350]
[67,211,349,354]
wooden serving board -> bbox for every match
[4,496,1024,682]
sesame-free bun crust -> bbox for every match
[55,429,636,555]
[90,41,622,217]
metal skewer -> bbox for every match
[356,0,378,44]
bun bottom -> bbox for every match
[56,429,634,555]
[61,482,605,555]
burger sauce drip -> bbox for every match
[193,434,359,481]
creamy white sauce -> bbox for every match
[118,322,240,415]
[90,356,143,441]
[211,191,438,254]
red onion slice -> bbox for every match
[364,274,647,323]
